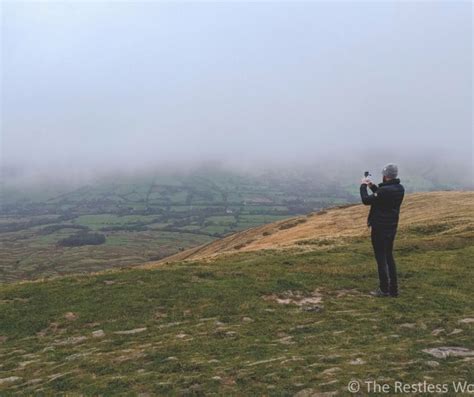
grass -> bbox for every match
[73,215,157,230]
[407,223,453,236]
[295,238,335,246]
[0,229,472,395]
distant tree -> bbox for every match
[58,232,106,247]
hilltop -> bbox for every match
[0,191,472,395]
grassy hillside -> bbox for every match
[0,192,472,395]
[149,191,473,264]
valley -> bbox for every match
[0,169,353,282]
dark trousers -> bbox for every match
[371,228,398,294]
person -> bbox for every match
[360,164,405,297]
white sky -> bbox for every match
[1,1,472,173]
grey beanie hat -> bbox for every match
[382,163,398,178]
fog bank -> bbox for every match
[1,1,472,183]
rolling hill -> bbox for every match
[0,191,472,395]
[148,191,473,264]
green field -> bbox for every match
[0,215,472,395]
[0,170,355,283]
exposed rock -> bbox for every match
[426,360,440,367]
[319,380,339,387]
[25,378,43,385]
[114,327,147,335]
[66,352,90,361]
[53,336,87,346]
[278,336,295,345]
[242,316,254,323]
[400,323,416,329]
[176,332,188,339]
[431,328,444,336]
[349,358,366,365]
[157,321,184,329]
[281,357,304,364]
[221,376,236,385]
[64,312,78,321]
[43,346,55,352]
[18,359,39,368]
[294,388,338,397]
[321,367,341,376]
[0,376,22,385]
[48,372,71,382]
[198,317,217,322]
[449,329,463,335]
[154,311,168,320]
[92,330,105,338]
[422,347,474,359]
[324,354,341,361]
[21,353,38,359]
[246,356,286,367]
[263,290,323,307]
[459,318,474,324]
[103,280,115,285]
[189,383,201,390]
[115,351,145,363]
[37,322,60,337]
[213,327,228,336]
[211,376,222,381]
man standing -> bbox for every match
[360,164,405,297]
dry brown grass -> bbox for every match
[142,191,474,267]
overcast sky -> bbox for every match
[1,1,472,174]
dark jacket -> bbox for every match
[360,179,405,231]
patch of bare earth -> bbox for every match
[263,290,323,312]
